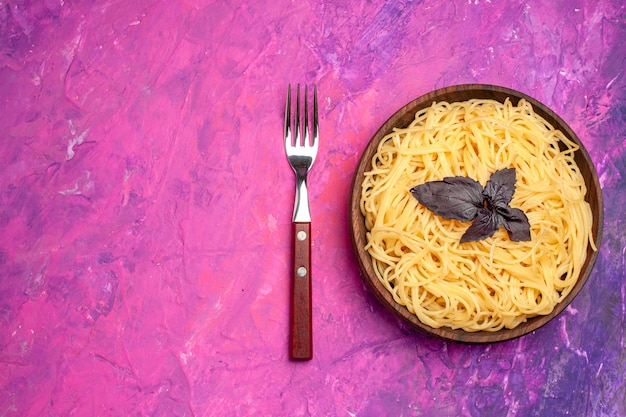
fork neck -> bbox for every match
[292,174,312,223]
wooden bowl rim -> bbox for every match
[349,84,604,343]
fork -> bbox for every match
[284,84,318,360]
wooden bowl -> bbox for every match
[349,84,604,343]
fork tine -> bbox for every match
[303,84,309,147]
[294,84,301,146]
[284,84,292,147]
[312,84,319,149]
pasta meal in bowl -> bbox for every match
[349,85,603,343]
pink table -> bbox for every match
[1,1,625,415]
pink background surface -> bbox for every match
[1,1,625,416]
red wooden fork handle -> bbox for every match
[290,222,312,360]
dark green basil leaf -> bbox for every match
[460,208,499,243]
[411,176,483,222]
[483,168,516,209]
[500,207,531,241]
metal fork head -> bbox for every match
[284,84,318,223]
[284,84,319,173]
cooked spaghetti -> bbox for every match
[360,98,595,332]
